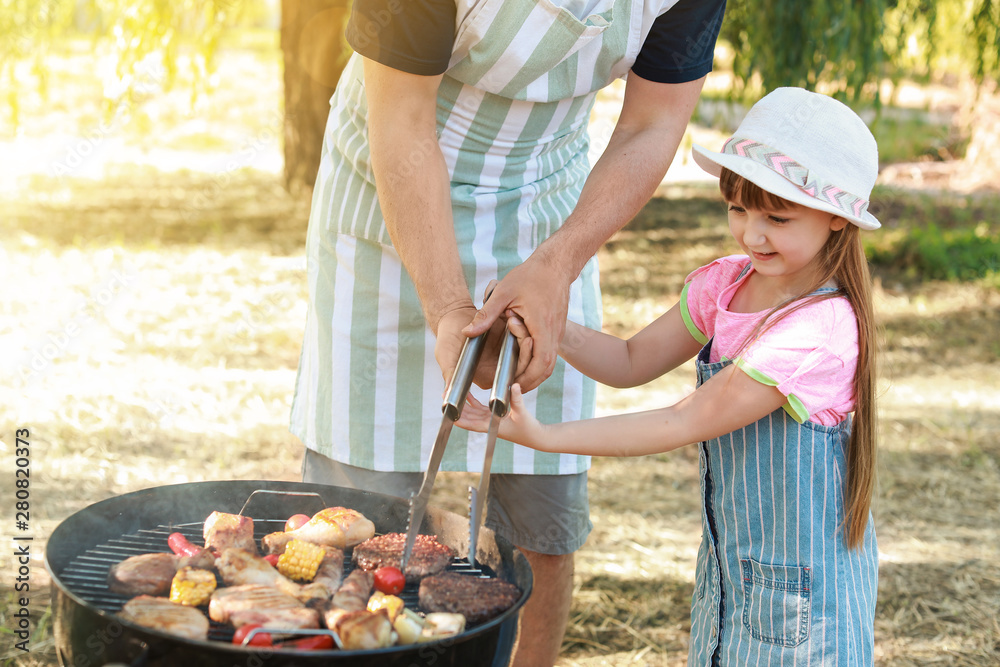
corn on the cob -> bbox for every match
[367,591,404,622]
[169,567,216,606]
[277,539,326,582]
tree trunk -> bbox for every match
[280,0,352,196]
[959,83,1000,192]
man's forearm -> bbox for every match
[363,58,472,333]
[538,75,706,280]
[542,125,677,276]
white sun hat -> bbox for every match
[692,87,881,230]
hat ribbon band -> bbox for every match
[722,138,870,220]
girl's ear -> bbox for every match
[830,216,849,231]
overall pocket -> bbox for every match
[740,558,810,647]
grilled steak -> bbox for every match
[119,595,210,641]
[108,552,178,596]
[353,533,454,582]
[229,606,320,631]
[203,511,256,554]
[418,572,521,625]
[208,584,306,624]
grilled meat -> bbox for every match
[203,511,256,554]
[262,507,375,554]
[231,605,320,631]
[216,548,328,603]
[353,533,454,582]
[119,595,209,641]
[313,546,345,593]
[316,569,373,631]
[209,584,318,630]
[418,572,521,624]
[108,552,179,596]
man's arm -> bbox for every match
[465,72,707,391]
[364,57,509,385]
[363,57,469,334]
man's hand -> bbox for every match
[436,304,524,390]
[462,251,573,392]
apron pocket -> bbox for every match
[740,558,810,647]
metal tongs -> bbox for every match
[400,295,519,572]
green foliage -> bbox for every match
[721,0,1000,103]
[867,222,1000,283]
[865,192,1000,285]
[869,112,967,164]
[721,0,890,102]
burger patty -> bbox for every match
[352,533,454,582]
[418,572,522,625]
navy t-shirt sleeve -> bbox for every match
[345,0,725,81]
[345,0,457,76]
[631,0,727,84]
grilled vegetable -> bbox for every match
[373,566,406,595]
[169,567,217,607]
[337,610,394,650]
[419,612,466,642]
[232,623,272,647]
[277,539,326,582]
[280,634,335,650]
[285,514,311,532]
[366,591,404,622]
[392,608,425,645]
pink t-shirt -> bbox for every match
[680,255,858,426]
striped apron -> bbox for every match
[689,340,879,665]
[291,0,682,475]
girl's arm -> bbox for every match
[457,363,787,456]
[559,302,704,388]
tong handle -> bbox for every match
[443,331,488,421]
[489,325,519,417]
[443,283,506,421]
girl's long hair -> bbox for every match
[720,168,877,550]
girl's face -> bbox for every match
[727,201,848,287]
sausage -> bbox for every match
[168,532,205,558]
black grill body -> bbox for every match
[45,480,531,667]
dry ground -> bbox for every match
[1,44,999,666]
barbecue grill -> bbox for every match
[45,479,532,666]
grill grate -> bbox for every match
[57,519,494,644]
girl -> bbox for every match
[457,87,880,665]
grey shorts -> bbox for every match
[302,449,592,555]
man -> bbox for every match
[291,1,726,664]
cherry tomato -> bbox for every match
[232,624,272,647]
[263,553,280,567]
[282,634,335,650]
[373,566,406,595]
[285,513,311,532]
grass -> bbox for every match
[2,42,999,667]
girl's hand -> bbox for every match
[455,383,546,447]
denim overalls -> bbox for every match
[688,339,879,665]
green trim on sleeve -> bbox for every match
[680,283,709,345]
[734,358,810,424]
